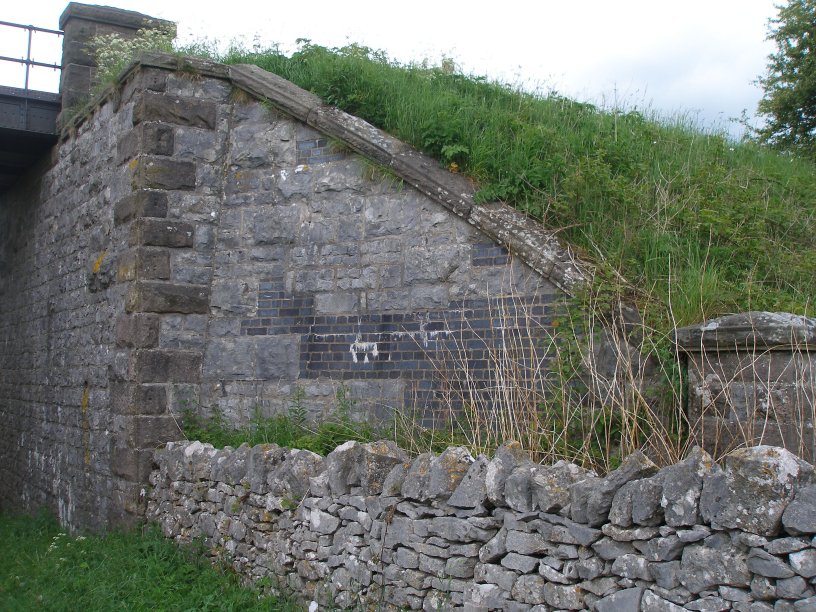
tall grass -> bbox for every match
[182,385,379,455]
[390,286,687,473]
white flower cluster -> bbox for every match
[88,23,175,86]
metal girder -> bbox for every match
[0,86,59,193]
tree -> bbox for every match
[756,0,816,156]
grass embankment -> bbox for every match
[150,41,815,468]
[0,511,296,611]
[213,42,815,328]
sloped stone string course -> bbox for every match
[148,442,816,610]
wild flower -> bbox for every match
[87,23,175,86]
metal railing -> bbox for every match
[0,20,62,91]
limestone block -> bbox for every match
[500,552,538,573]
[595,587,643,612]
[324,441,362,496]
[448,455,489,508]
[679,543,751,594]
[747,548,796,578]
[782,485,816,536]
[700,446,815,536]
[427,447,473,501]
[485,442,527,507]
[641,589,686,611]
[357,440,407,495]
[542,583,584,610]
[255,335,301,380]
[268,448,324,499]
[571,450,658,526]
[658,446,715,527]
[402,453,434,501]
[790,549,816,578]
[530,460,588,513]
[510,575,547,605]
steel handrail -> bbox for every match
[0,20,63,91]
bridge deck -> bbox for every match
[0,85,60,192]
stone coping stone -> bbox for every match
[675,311,816,352]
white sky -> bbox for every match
[1,0,779,138]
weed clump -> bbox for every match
[182,385,378,455]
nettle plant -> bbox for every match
[88,23,176,88]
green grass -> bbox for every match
[210,41,815,328]
[0,511,298,611]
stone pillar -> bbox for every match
[675,311,816,461]
[106,67,217,525]
[58,2,175,112]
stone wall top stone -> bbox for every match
[675,311,816,352]
[59,2,174,32]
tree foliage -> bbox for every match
[756,0,816,156]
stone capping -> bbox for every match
[59,2,175,32]
[148,441,816,609]
[675,311,816,353]
[81,51,589,295]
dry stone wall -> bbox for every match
[149,441,816,610]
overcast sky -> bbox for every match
[1,0,780,138]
